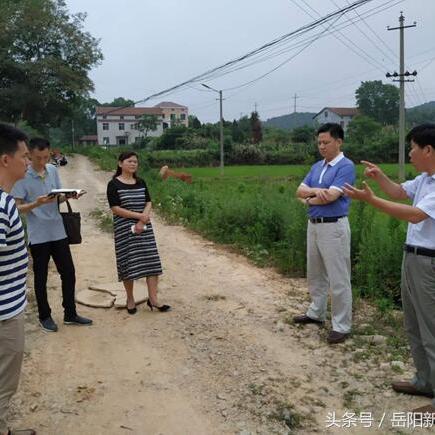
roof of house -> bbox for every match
[96,106,163,116]
[314,107,359,118]
[153,101,187,109]
[79,135,98,141]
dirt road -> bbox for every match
[9,155,431,434]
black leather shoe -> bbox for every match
[293,314,324,325]
[392,381,434,398]
[39,317,58,332]
[64,315,93,325]
[327,330,350,344]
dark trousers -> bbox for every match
[29,238,77,321]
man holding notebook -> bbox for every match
[12,138,92,332]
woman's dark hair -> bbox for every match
[113,151,139,179]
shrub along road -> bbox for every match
[10,155,432,434]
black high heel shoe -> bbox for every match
[127,302,137,315]
[146,298,171,312]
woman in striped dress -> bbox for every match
[106,151,170,314]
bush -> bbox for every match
[146,171,405,305]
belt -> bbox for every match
[404,244,435,258]
[309,216,345,224]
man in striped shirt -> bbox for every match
[0,123,35,435]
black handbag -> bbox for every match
[58,198,82,244]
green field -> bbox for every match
[180,163,417,180]
[148,162,409,308]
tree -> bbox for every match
[188,115,201,129]
[0,0,103,133]
[137,114,159,138]
[49,96,99,146]
[355,80,399,125]
[101,97,134,107]
[346,115,382,145]
[155,125,188,149]
[250,111,262,144]
[231,120,243,143]
[291,125,315,144]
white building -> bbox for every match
[313,107,359,132]
[96,102,188,146]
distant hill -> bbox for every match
[263,112,316,130]
[407,101,435,124]
[262,101,435,130]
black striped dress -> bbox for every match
[107,177,162,281]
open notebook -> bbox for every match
[48,189,86,197]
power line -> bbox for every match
[221,15,343,92]
[192,1,392,86]
[104,0,390,115]
[203,0,399,82]
[212,0,401,95]
[344,0,398,61]
[334,0,397,64]
[292,0,391,73]
[294,0,422,108]
[414,80,428,104]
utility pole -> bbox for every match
[386,12,416,181]
[254,102,258,113]
[293,93,299,113]
[202,83,225,175]
[219,90,224,175]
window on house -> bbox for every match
[170,114,176,121]
[103,137,110,144]
[131,123,136,130]
[119,123,125,130]
[103,123,109,130]
[120,115,124,120]
[324,111,328,118]
[103,115,107,119]
[162,114,165,119]
[340,121,345,128]
[180,114,186,120]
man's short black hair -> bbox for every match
[0,123,28,155]
[317,123,344,141]
[28,137,51,151]
[406,123,435,150]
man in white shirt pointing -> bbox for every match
[344,123,435,416]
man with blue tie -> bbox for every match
[294,123,356,344]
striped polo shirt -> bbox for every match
[0,189,28,321]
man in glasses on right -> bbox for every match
[344,123,435,416]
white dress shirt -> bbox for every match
[402,172,435,249]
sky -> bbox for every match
[65,0,435,123]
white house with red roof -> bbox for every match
[96,101,188,146]
[313,107,359,132]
